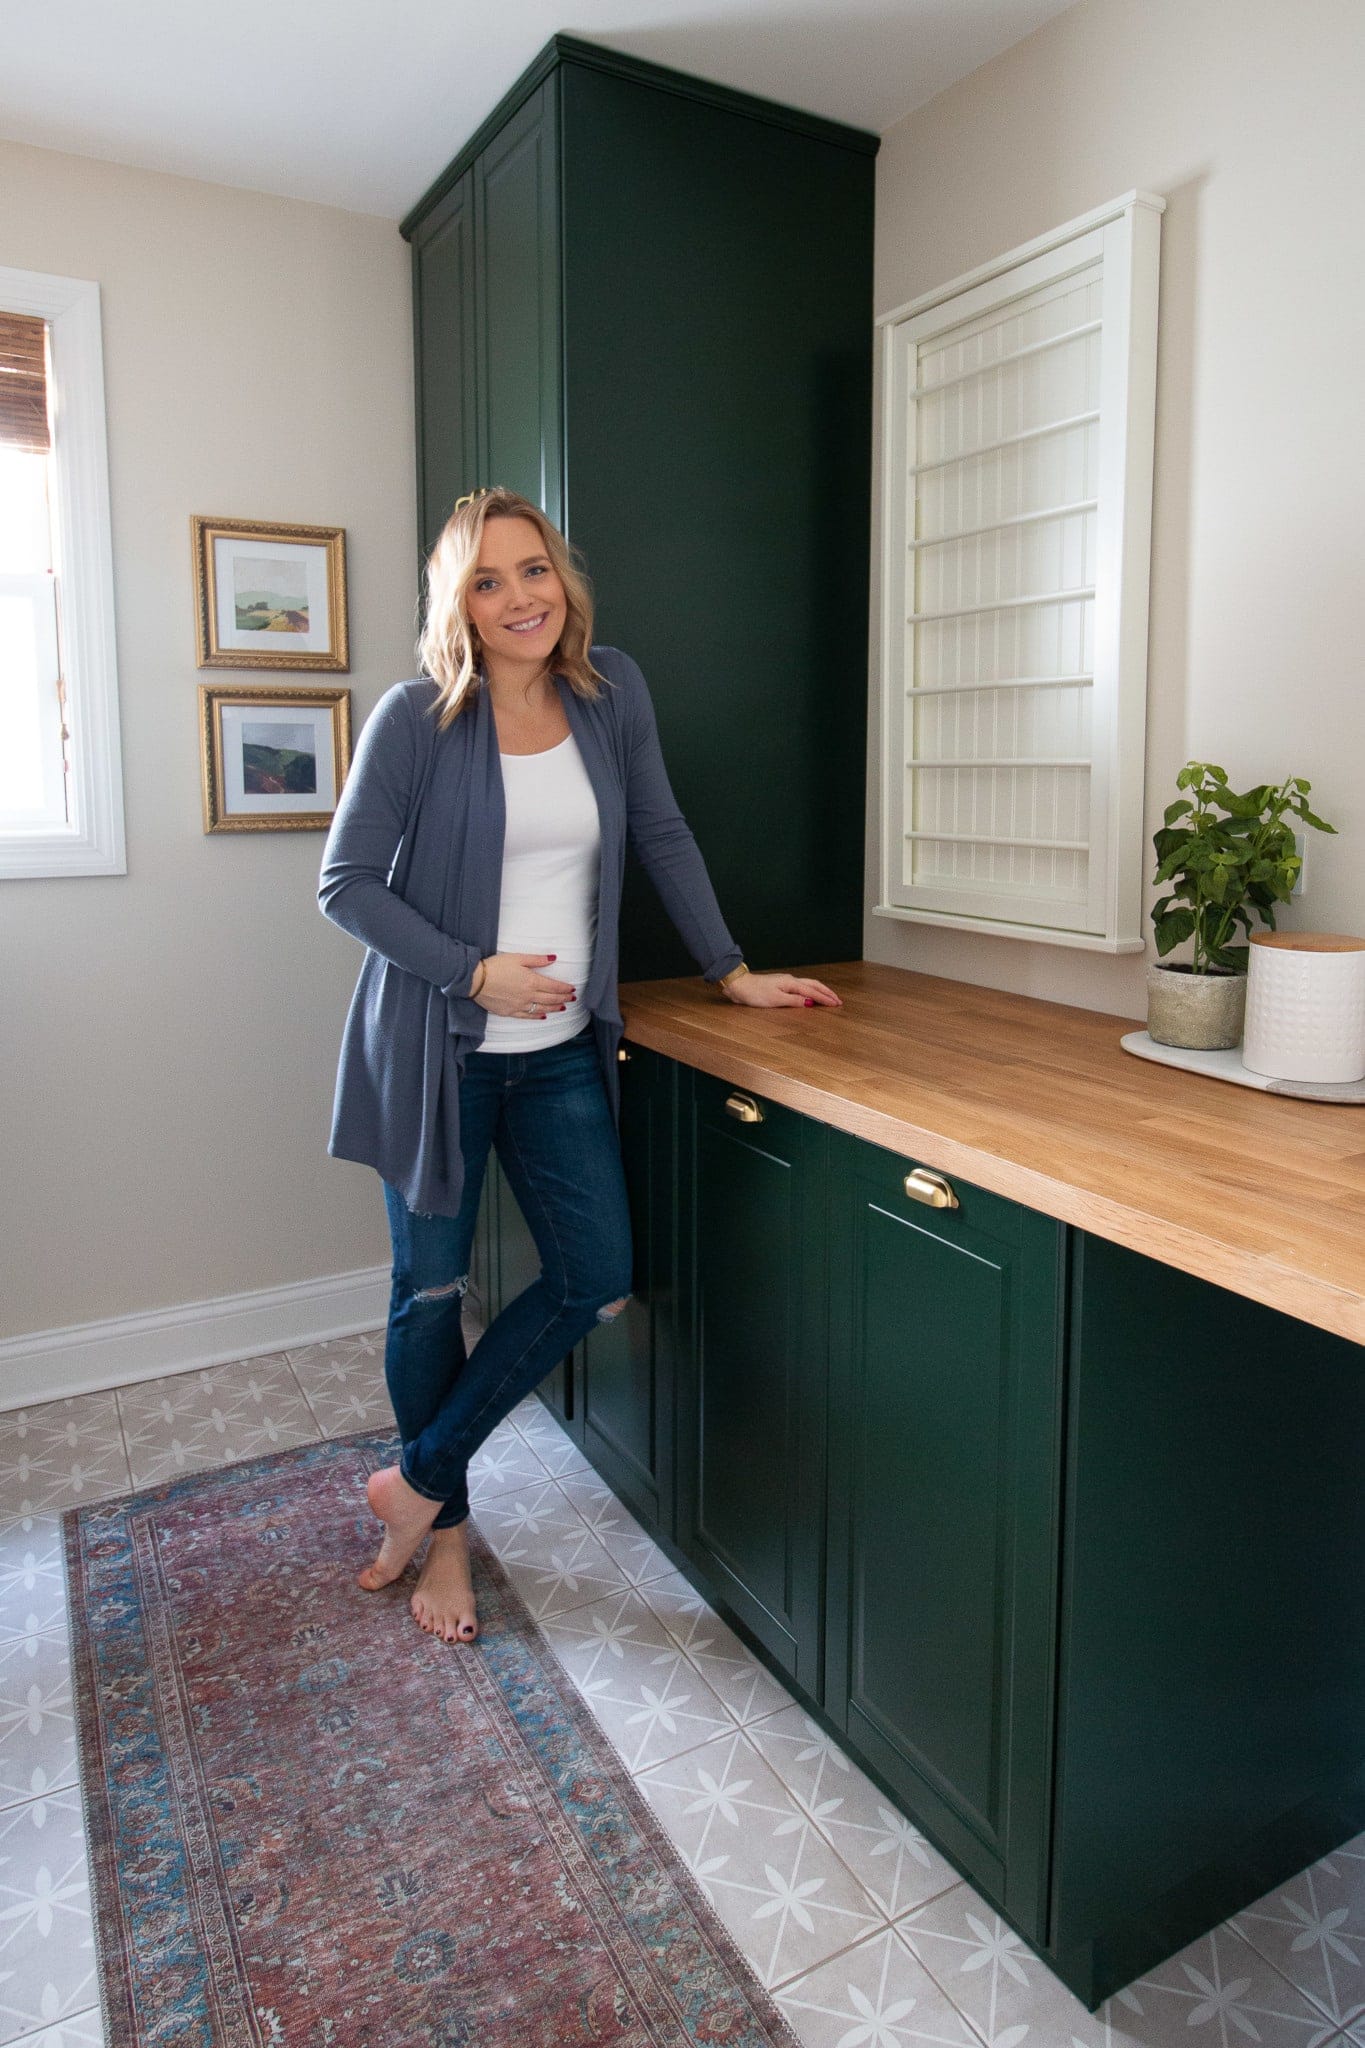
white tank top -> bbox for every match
[477,734,601,1054]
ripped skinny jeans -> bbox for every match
[381,1025,632,1528]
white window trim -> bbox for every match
[873,190,1163,953]
[0,265,125,880]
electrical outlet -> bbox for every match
[1293,830,1306,897]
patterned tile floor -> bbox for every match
[3,1331,1365,2048]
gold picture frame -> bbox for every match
[200,684,352,833]
[191,515,349,671]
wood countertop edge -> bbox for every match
[620,1009,1365,1350]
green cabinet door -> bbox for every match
[824,1132,1064,1936]
[477,1154,570,1421]
[574,1046,677,1536]
[410,167,478,560]
[675,1071,827,1694]
[1047,1234,1365,2006]
[472,81,562,519]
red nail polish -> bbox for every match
[546,954,557,961]
[804,997,815,1006]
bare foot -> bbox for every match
[410,1523,479,1644]
[357,1465,440,1592]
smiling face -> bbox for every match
[464,514,568,685]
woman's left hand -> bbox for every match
[725,972,842,1009]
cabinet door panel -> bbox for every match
[484,1153,571,1423]
[577,1047,675,1534]
[474,83,562,520]
[852,1202,1008,1833]
[678,1074,826,1693]
[826,1135,1063,1934]
[411,169,477,559]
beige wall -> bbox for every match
[867,0,1365,1016]
[0,141,415,1344]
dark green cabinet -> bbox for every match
[675,1073,829,1696]
[403,35,875,984]
[471,1155,563,1411]
[473,1046,677,1458]
[824,1132,1064,1933]
[487,1041,1365,2007]
[1046,1233,1365,2005]
[412,170,477,563]
[472,84,562,530]
[411,85,561,560]
[573,1046,678,1531]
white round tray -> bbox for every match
[1120,1031,1365,1103]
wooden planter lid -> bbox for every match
[1250,932,1365,952]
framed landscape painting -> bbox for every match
[191,516,349,671]
[200,685,351,832]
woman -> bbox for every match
[319,488,840,1646]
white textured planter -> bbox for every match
[1146,964,1246,1051]
[1243,933,1365,1083]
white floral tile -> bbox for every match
[0,1427,131,1523]
[0,1622,67,1690]
[294,1360,393,1438]
[0,1398,121,1452]
[777,1925,983,2048]
[289,1332,391,1436]
[493,1515,634,1622]
[0,1625,76,1809]
[116,1352,303,1428]
[554,1472,674,1588]
[642,1571,794,1728]
[539,1585,735,1772]
[900,1882,1338,2048]
[467,1430,555,1506]
[471,1478,586,1560]
[0,1395,132,1523]
[5,2008,105,2048]
[116,1420,221,1491]
[300,1379,395,1439]
[507,1399,591,1475]
[635,1727,883,1989]
[0,1523,65,1642]
[1235,1836,1365,2027]
[521,1429,592,1481]
[506,1392,554,1435]
[118,1355,319,1487]
[0,1791,97,2039]
[286,1329,384,1373]
[746,1705,958,1919]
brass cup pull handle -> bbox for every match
[724,1092,764,1124]
[903,1167,959,1211]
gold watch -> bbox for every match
[715,962,749,995]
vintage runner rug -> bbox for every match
[65,1432,800,2048]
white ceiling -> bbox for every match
[1,0,1075,221]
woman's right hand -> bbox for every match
[473,953,576,1019]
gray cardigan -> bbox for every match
[319,646,741,1216]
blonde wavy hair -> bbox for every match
[418,487,603,727]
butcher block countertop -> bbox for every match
[619,961,1365,1347]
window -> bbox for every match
[0,268,124,879]
[875,192,1163,951]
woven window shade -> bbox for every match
[0,311,50,454]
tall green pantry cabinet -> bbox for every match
[401,35,877,1409]
[401,35,877,985]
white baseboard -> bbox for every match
[0,1266,390,1412]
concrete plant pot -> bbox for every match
[1146,964,1247,1051]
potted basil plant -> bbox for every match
[1148,762,1335,1050]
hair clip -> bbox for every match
[453,487,491,511]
